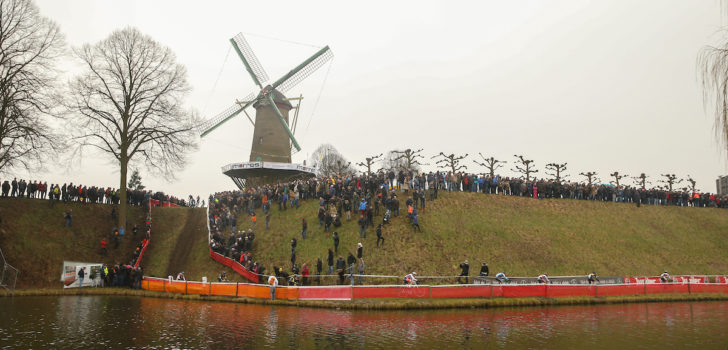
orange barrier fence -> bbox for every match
[141,277,728,301]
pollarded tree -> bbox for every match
[67,27,198,231]
[473,153,506,177]
[609,171,629,188]
[356,153,383,176]
[0,0,65,173]
[512,154,538,181]
[391,148,425,172]
[432,152,468,174]
[660,173,682,192]
[632,173,649,190]
[545,162,568,182]
[686,175,698,193]
[579,171,599,186]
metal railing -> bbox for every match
[0,248,19,295]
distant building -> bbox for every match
[717,175,728,196]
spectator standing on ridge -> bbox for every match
[358,215,367,238]
[538,273,550,284]
[77,267,86,288]
[176,272,185,281]
[458,260,470,284]
[376,224,384,247]
[357,258,365,285]
[336,255,346,284]
[327,249,334,273]
[357,242,363,259]
[333,232,340,253]
[316,257,323,285]
[268,275,278,300]
[100,238,107,256]
[301,217,307,239]
[64,209,72,227]
[479,262,489,277]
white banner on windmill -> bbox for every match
[223,161,317,173]
[61,261,103,288]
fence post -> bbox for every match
[185,281,188,295]
[163,279,166,292]
[236,282,239,297]
[643,278,646,295]
[209,281,212,296]
[688,276,691,295]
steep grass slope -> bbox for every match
[0,198,147,288]
[244,192,728,280]
[3,192,727,289]
[142,207,246,283]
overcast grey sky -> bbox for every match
[15,0,727,197]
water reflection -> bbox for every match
[0,297,727,349]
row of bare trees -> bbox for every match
[0,0,197,230]
[312,144,703,192]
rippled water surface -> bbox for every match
[0,296,727,349]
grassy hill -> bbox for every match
[0,199,244,289]
[239,192,728,281]
[2,192,727,289]
[0,198,148,288]
[142,207,246,283]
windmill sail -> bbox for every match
[272,46,333,93]
[230,33,269,88]
[199,93,256,137]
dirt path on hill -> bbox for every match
[165,209,205,276]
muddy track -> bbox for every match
[165,209,204,276]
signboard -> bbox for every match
[222,161,318,174]
[61,261,103,288]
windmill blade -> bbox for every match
[271,46,333,93]
[199,93,256,137]
[230,33,269,89]
[266,93,301,151]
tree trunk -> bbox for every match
[119,155,128,233]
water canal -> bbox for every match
[1,296,726,349]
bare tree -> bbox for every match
[432,152,468,174]
[632,173,649,190]
[512,155,538,181]
[356,153,382,176]
[698,28,728,155]
[545,162,568,182]
[67,27,198,230]
[310,143,352,177]
[473,153,506,177]
[0,0,65,173]
[660,173,682,192]
[391,148,425,172]
[609,171,629,188]
[686,175,698,193]
[579,171,599,186]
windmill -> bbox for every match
[199,33,333,188]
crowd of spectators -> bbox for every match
[207,167,726,286]
[0,176,201,207]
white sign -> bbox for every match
[61,261,103,288]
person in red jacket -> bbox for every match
[100,238,107,256]
[301,263,310,286]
